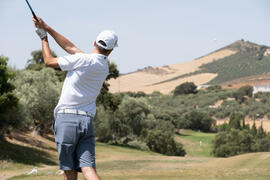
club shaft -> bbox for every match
[25,0,38,21]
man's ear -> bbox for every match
[94,41,97,46]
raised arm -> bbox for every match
[33,17,83,54]
[41,36,60,68]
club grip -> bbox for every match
[32,12,39,22]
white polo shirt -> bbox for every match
[54,53,109,116]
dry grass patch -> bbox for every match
[108,49,236,94]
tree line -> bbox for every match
[0,52,187,156]
[1,52,270,157]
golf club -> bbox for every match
[25,0,39,22]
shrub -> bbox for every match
[255,134,270,151]
[212,129,255,157]
[127,140,150,151]
[173,82,197,96]
[206,85,222,91]
[217,123,230,132]
[144,130,186,156]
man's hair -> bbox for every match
[96,40,112,54]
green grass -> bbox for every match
[176,130,216,157]
[2,132,270,180]
[8,154,270,180]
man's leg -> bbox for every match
[76,116,98,180]
[64,170,78,180]
[81,167,100,180]
[54,114,80,180]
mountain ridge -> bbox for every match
[109,40,270,94]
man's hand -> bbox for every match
[35,28,47,39]
[33,16,49,31]
[33,16,83,54]
[33,16,48,39]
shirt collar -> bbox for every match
[91,53,107,60]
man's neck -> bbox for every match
[92,48,109,57]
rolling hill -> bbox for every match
[108,40,270,94]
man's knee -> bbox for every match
[81,167,100,180]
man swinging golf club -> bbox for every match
[33,17,118,180]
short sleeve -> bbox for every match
[58,53,86,71]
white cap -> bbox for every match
[96,30,118,50]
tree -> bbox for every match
[26,50,66,81]
[184,111,216,132]
[0,56,19,140]
[228,113,242,130]
[106,61,119,80]
[251,123,257,137]
[118,96,150,136]
[97,87,121,111]
[239,85,253,98]
[256,123,266,139]
[232,90,246,103]
[232,85,253,104]
[27,50,57,65]
[94,106,114,142]
[96,61,120,111]
[173,82,197,96]
[13,68,61,135]
[96,96,150,143]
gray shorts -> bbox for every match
[53,113,95,171]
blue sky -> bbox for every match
[1,0,270,73]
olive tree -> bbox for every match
[13,68,61,135]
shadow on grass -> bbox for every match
[107,142,146,151]
[9,133,57,152]
[0,141,57,166]
[177,133,191,137]
[43,134,55,143]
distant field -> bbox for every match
[175,130,216,157]
[1,132,270,180]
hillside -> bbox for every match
[1,131,270,180]
[108,40,270,94]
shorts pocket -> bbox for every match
[52,120,56,135]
